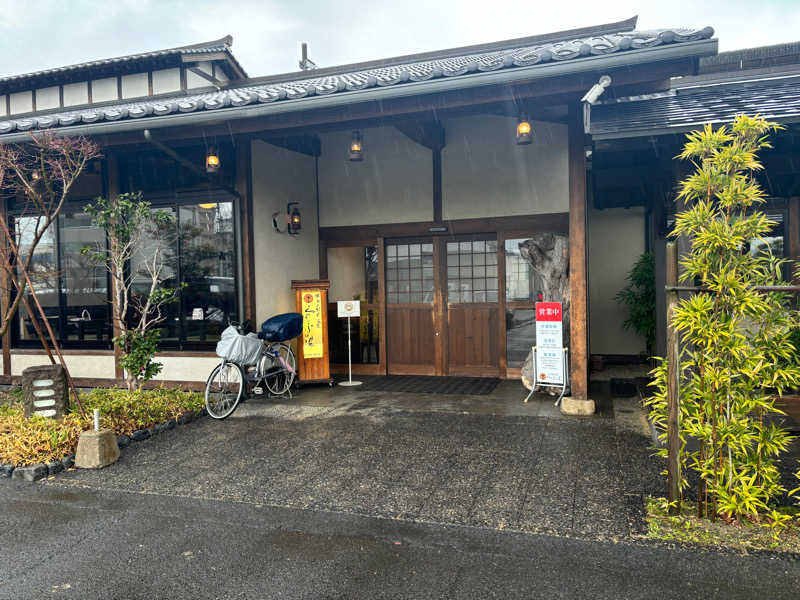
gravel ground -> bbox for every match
[48,396,662,541]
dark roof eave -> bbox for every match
[591,113,800,141]
[0,37,718,144]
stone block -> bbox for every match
[11,463,48,481]
[560,396,595,416]
[75,429,120,469]
[0,463,15,478]
[47,460,64,476]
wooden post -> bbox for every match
[665,241,681,514]
[235,139,256,326]
[562,102,592,414]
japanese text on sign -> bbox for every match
[301,291,324,358]
[535,302,564,385]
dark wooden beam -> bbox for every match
[789,197,800,283]
[187,64,225,87]
[432,148,442,223]
[235,140,256,325]
[393,120,445,151]
[568,102,588,401]
[319,213,569,243]
[261,133,321,157]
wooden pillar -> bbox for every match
[235,139,256,326]
[665,241,681,513]
[788,197,800,282]
[565,102,590,408]
[105,151,124,381]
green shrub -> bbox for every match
[0,387,203,466]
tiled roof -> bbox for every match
[0,36,241,85]
[0,23,714,137]
[589,74,800,139]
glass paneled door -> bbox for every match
[384,235,501,376]
[385,238,439,375]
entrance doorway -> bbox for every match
[385,236,501,376]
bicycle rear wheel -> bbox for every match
[205,361,245,420]
[264,343,296,396]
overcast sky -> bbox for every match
[1,0,799,79]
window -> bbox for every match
[504,238,544,368]
[446,239,498,303]
[15,207,111,347]
[386,242,434,304]
[327,246,379,364]
[138,198,239,349]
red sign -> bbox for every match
[535,302,562,322]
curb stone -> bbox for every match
[11,463,48,482]
[3,412,203,483]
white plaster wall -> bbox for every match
[63,82,89,106]
[121,72,149,98]
[152,356,222,382]
[442,116,568,220]
[11,353,116,379]
[251,139,319,320]
[152,68,181,94]
[588,207,647,356]
[9,91,33,115]
[318,127,432,227]
[186,61,213,88]
[35,87,60,111]
[214,65,229,82]
[92,77,118,103]
[328,247,366,301]
[0,96,6,117]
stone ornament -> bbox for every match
[22,364,68,420]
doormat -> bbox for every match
[354,375,501,396]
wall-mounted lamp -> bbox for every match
[273,202,302,235]
[206,147,220,173]
[348,130,363,161]
[516,114,532,145]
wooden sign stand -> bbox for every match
[291,280,334,387]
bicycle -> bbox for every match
[205,320,297,420]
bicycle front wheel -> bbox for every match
[264,343,296,396]
[205,361,245,420]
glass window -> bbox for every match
[506,309,537,368]
[386,242,433,304]
[15,210,112,346]
[505,238,544,302]
[447,238,497,304]
[60,210,111,342]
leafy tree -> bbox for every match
[84,192,180,391]
[647,115,800,527]
[616,252,656,354]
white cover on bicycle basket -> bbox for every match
[215,326,262,366]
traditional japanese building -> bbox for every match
[0,17,722,413]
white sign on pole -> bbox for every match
[337,300,362,387]
[535,302,564,386]
[337,300,360,318]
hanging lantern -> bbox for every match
[516,114,532,145]
[287,202,301,234]
[348,130,363,161]
[206,147,220,173]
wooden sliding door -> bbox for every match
[444,236,501,377]
[385,238,441,375]
[384,235,500,377]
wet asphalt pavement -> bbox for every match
[1,389,799,598]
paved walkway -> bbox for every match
[49,382,660,541]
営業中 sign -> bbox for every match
[337,300,360,318]
[535,301,564,386]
